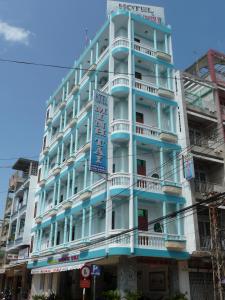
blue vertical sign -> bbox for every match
[183,153,195,180]
[90,90,108,174]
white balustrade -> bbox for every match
[138,232,165,249]
[135,79,157,95]
[101,82,109,93]
[112,37,129,48]
[92,180,107,195]
[136,123,160,138]
[111,119,130,132]
[112,75,129,87]
[136,175,162,193]
[133,42,156,57]
[111,173,130,187]
[97,47,109,65]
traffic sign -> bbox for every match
[91,265,101,276]
[80,279,91,288]
[80,265,91,278]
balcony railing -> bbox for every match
[96,46,109,66]
[112,37,129,48]
[136,175,162,193]
[138,232,165,249]
[136,123,160,139]
[111,119,130,133]
[133,42,156,58]
[110,173,130,187]
[112,75,129,87]
[194,180,224,194]
[134,79,158,95]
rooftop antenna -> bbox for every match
[85,28,89,47]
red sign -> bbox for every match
[80,265,91,278]
[80,279,91,288]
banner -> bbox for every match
[183,153,195,181]
[90,90,108,174]
[107,1,165,24]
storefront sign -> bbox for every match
[90,90,108,174]
[47,254,79,265]
[107,0,165,24]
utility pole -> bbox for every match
[208,197,225,300]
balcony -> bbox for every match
[46,117,53,127]
[52,166,61,177]
[87,64,97,76]
[67,117,77,129]
[62,199,73,210]
[156,51,172,62]
[194,180,224,199]
[110,173,130,189]
[111,75,129,96]
[76,142,91,159]
[133,42,156,58]
[138,232,165,249]
[112,37,129,59]
[42,146,49,156]
[159,132,177,143]
[65,155,75,166]
[134,79,158,96]
[190,137,224,159]
[136,175,162,194]
[47,207,58,218]
[69,84,80,95]
[136,123,160,140]
[111,119,130,142]
[39,179,46,188]
[78,101,93,120]
[35,216,43,224]
[59,101,66,111]
[79,190,92,202]
[162,182,182,196]
[158,87,174,99]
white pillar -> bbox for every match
[95,42,99,63]
[178,261,191,300]
[54,221,58,246]
[81,209,85,238]
[89,206,92,237]
[63,217,68,244]
[69,215,73,242]
[153,29,157,50]
[66,171,71,199]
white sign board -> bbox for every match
[107,0,165,24]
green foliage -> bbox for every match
[103,290,121,300]
[166,293,188,300]
[124,290,142,300]
[32,295,47,300]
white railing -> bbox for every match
[112,75,129,87]
[136,175,162,193]
[136,123,160,138]
[138,232,165,249]
[133,42,156,57]
[97,46,109,66]
[112,37,129,48]
[135,79,157,95]
[167,234,185,241]
[110,173,130,187]
[110,233,130,245]
[111,119,130,132]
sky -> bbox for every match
[0,0,225,218]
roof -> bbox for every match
[12,158,38,172]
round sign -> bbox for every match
[81,265,91,278]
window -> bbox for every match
[60,194,64,203]
[30,236,34,253]
[138,209,148,231]
[136,112,144,124]
[34,202,37,218]
[135,72,142,80]
[113,164,116,173]
[56,231,60,245]
[43,136,47,150]
[137,159,146,176]
[112,211,115,230]
[134,37,141,43]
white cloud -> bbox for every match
[0,20,31,45]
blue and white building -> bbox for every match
[30,2,192,299]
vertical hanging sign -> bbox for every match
[183,153,195,181]
[90,90,108,174]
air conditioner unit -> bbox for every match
[97,209,105,219]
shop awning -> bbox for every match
[31,258,100,275]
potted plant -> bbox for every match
[103,290,121,300]
[125,290,142,300]
[32,295,47,300]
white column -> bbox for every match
[56,146,60,165]
[63,217,68,244]
[173,150,178,183]
[160,148,164,180]
[49,223,53,248]
[38,229,43,251]
[165,34,168,53]
[57,179,61,205]
[90,49,93,65]
[66,81,69,96]
[170,106,174,133]
[81,209,85,239]
[70,133,73,156]
[72,168,75,196]
[54,221,58,246]
[60,142,64,163]
[62,86,65,101]
[89,81,92,101]
[72,99,76,118]
[77,94,81,113]
[66,171,71,199]
[178,261,191,300]
[69,215,73,242]
[84,160,88,189]
[59,115,63,132]
[75,128,78,153]
[79,64,82,82]
[153,29,157,50]
[53,182,57,206]
[95,42,99,63]
[89,206,92,237]
[167,68,171,90]
[86,118,90,142]
[63,110,67,128]
[157,102,161,130]
[163,201,167,234]
[75,70,78,85]
[155,64,159,87]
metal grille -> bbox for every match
[189,272,214,300]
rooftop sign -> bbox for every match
[107,0,165,24]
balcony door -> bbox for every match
[138,209,148,231]
[137,159,146,176]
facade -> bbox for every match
[2,158,38,300]
[29,3,193,299]
[176,63,225,298]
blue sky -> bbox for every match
[0,0,225,218]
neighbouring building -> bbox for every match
[2,158,38,300]
[29,1,194,299]
[175,65,225,298]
